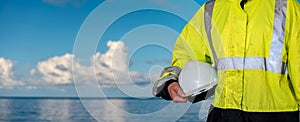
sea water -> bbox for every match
[0,98,211,122]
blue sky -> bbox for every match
[0,0,207,97]
[0,0,105,97]
[0,0,102,67]
[2,0,297,97]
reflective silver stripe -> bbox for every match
[153,66,181,96]
[204,0,217,65]
[217,57,287,74]
[156,66,181,91]
[217,57,244,70]
[152,75,178,96]
[160,66,181,77]
[269,0,287,67]
[216,0,287,74]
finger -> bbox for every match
[173,84,179,91]
[173,96,188,103]
[176,86,186,97]
[168,86,177,99]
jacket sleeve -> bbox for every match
[287,0,300,110]
[152,5,212,100]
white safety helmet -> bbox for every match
[178,60,218,97]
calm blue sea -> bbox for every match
[0,98,211,122]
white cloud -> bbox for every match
[99,41,129,72]
[43,0,87,7]
[92,41,149,84]
[0,58,24,89]
[30,69,36,75]
[34,41,149,85]
[37,54,74,84]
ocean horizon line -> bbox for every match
[0,96,160,100]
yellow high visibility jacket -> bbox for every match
[153,0,300,112]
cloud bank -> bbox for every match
[0,58,24,89]
[35,41,148,86]
[92,41,148,84]
[1,41,150,89]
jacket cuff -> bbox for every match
[152,66,181,100]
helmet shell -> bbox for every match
[179,61,218,97]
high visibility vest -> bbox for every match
[153,0,300,112]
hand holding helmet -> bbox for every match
[169,61,218,103]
